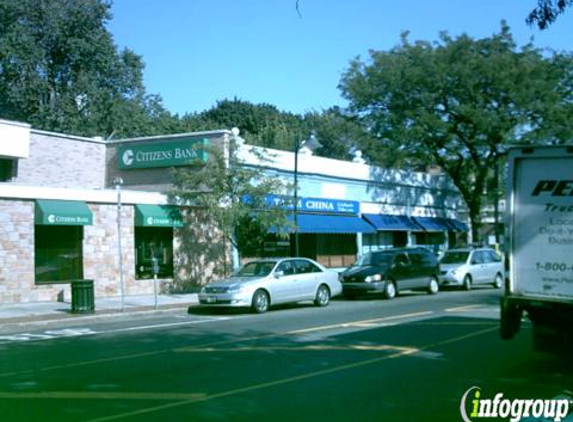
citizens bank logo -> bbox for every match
[48,214,56,224]
[460,387,571,422]
[147,216,154,226]
[122,149,134,166]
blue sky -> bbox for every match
[107,0,572,116]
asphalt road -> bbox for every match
[0,289,571,422]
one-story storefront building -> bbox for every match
[0,118,467,304]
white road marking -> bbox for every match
[0,317,234,344]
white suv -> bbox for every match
[439,247,504,290]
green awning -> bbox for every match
[135,204,183,227]
[35,199,93,226]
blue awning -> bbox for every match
[413,217,468,232]
[442,218,469,232]
[362,214,422,231]
[273,214,376,234]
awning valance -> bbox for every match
[292,214,375,234]
[134,204,183,227]
[35,199,93,226]
[443,218,469,232]
[413,217,468,232]
[271,214,376,234]
[362,214,422,231]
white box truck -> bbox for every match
[500,145,573,349]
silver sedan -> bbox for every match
[198,258,342,313]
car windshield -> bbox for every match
[354,252,393,267]
[235,261,276,277]
[441,251,470,264]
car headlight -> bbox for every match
[227,284,245,293]
[365,274,382,283]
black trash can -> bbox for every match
[71,279,95,314]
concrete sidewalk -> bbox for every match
[0,293,199,326]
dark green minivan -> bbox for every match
[339,247,440,299]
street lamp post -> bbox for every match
[293,132,321,257]
[112,177,125,311]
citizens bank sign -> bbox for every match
[117,138,209,170]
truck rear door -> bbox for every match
[509,147,573,302]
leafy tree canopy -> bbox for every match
[179,98,371,161]
[0,0,176,137]
[170,144,293,263]
[339,22,573,240]
[527,0,573,29]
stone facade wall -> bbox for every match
[171,208,231,292]
[86,204,147,297]
[85,204,157,297]
[0,200,36,303]
[0,200,163,304]
[0,199,90,303]
[16,131,106,189]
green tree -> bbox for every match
[170,143,292,266]
[180,99,372,163]
[339,23,573,241]
[527,0,573,29]
[180,98,305,151]
[0,0,173,137]
[302,107,378,161]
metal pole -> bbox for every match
[293,139,300,257]
[153,273,158,310]
[115,181,125,312]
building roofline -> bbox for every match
[109,130,232,144]
[30,128,107,144]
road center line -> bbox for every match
[286,311,434,334]
[445,304,482,312]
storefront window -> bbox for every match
[316,234,357,268]
[135,227,174,279]
[35,225,83,283]
[363,231,408,250]
[0,158,16,181]
[414,232,446,254]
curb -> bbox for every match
[0,302,199,329]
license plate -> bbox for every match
[205,296,217,304]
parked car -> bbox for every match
[439,247,504,290]
[198,258,342,313]
[339,247,440,300]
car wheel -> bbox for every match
[493,273,503,289]
[383,281,397,300]
[462,275,472,291]
[427,276,439,295]
[314,284,331,307]
[251,290,269,314]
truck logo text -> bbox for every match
[532,180,573,197]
